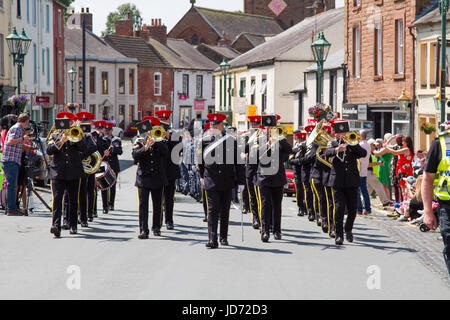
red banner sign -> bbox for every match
[36,96,50,104]
[194,100,205,110]
[178,93,187,100]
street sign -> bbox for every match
[36,96,49,104]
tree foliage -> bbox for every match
[102,3,142,36]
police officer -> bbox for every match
[256,115,293,242]
[102,122,122,211]
[91,120,111,215]
[76,111,97,227]
[47,112,84,238]
[422,123,450,274]
[289,131,307,217]
[325,122,367,245]
[245,115,262,229]
[156,110,181,230]
[133,116,169,239]
[198,113,245,248]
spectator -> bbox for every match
[390,134,404,202]
[386,135,414,198]
[357,130,372,215]
[366,139,390,206]
[372,133,395,202]
[1,113,31,216]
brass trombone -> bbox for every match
[46,122,84,150]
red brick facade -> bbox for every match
[244,0,335,28]
[53,1,65,107]
[138,67,173,117]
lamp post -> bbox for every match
[398,89,410,111]
[220,57,230,111]
[311,32,331,104]
[6,28,32,95]
[439,0,448,127]
[68,67,77,105]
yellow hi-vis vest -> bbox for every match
[371,154,379,178]
[434,135,450,200]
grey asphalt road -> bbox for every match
[0,140,448,300]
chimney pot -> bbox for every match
[72,9,75,14]
[86,8,89,13]
[159,19,162,26]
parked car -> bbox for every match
[112,125,124,139]
[284,169,296,197]
[125,120,140,137]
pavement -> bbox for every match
[0,140,449,300]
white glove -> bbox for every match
[200,178,205,187]
[237,185,245,193]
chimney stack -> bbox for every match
[67,8,93,32]
[138,18,167,44]
[114,11,134,36]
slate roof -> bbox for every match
[65,28,137,63]
[194,6,284,41]
[166,39,218,70]
[233,32,275,47]
[198,44,241,60]
[413,2,450,25]
[305,49,344,72]
[229,7,344,69]
[103,35,170,68]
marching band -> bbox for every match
[45,109,366,247]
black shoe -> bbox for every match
[252,221,260,230]
[316,219,322,227]
[153,229,161,237]
[242,208,248,214]
[138,232,149,239]
[203,218,208,222]
[308,213,315,222]
[70,227,77,235]
[346,232,354,243]
[322,222,329,234]
[109,205,114,211]
[88,217,93,222]
[103,208,108,215]
[274,232,282,240]
[335,236,344,245]
[297,209,304,217]
[50,226,61,238]
[329,229,336,239]
[220,238,229,246]
[93,213,98,218]
[62,224,70,230]
[77,219,81,225]
[261,232,269,242]
[205,240,218,249]
[81,222,88,228]
[166,223,174,230]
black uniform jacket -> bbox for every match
[289,142,308,181]
[91,131,110,156]
[324,140,367,188]
[306,142,323,184]
[164,136,182,181]
[256,137,293,188]
[132,141,169,189]
[46,133,84,181]
[198,132,245,191]
[106,137,122,173]
[245,138,259,183]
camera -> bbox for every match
[1,114,18,130]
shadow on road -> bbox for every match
[119,160,135,172]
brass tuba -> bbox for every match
[305,120,335,168]
[83,151,102,174]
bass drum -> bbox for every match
[95,161,117,191]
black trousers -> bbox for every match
[324,186,335,234]
[302,180,314,215]
[312,179,328,224]
[438,205,450,274]
[205,188,232,242]
[294,176,305,212]
[101,171,118,209]
[63,190,69,226]
[258,186,283,234]
[333,187,358,238]
[78,177,89,223]
[163,179,176,225]
[52,179,81,229]
[87,174,96,218]
[242,183,249,211]
[137,187,164,234]
[201,186,207,220]
[246,178,260,224]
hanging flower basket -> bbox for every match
[308,103,332,121]
[6,95,29,114]
[421,122,436,135]
[65,102,79,112]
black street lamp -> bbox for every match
[311,32,331,104]
[68,67,77,104]
[220,57,230,112]
[6,28,31,95]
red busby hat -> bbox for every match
[323,124,332,134]
[142,116,161,126]
[204,122,211,130]
[76,111,94,122]
[304,119,318,133]
[207,113,227,125]
[56,112,76,121]
[155,110,172,121]
[294,130,307,140]
[248,115,261,126]
[93,120,107,128]
[105,122,114,130]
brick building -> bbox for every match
[244,0,335,28]
[344,0,434,139]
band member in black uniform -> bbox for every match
[76,112,97,227]
[133,116,169,239]
[324,121,338,238]
[102,122,122,211]
[289,131,307,217]
[48,112,84,238]
[256,115,293,242]
[302,121,318,222]
[156,110,181,230]
[91,120,111,216]
[245,115,262,229]
[200,121,210,222]
[198,113,245,248]
[325,121,367,245]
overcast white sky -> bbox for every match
[72,0,345,36]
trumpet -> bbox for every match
[270,125,287,141]
[150,125,166,142]
[343,131,360,146]
[46,123,84,150]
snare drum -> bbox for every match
[95,161,117,191]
